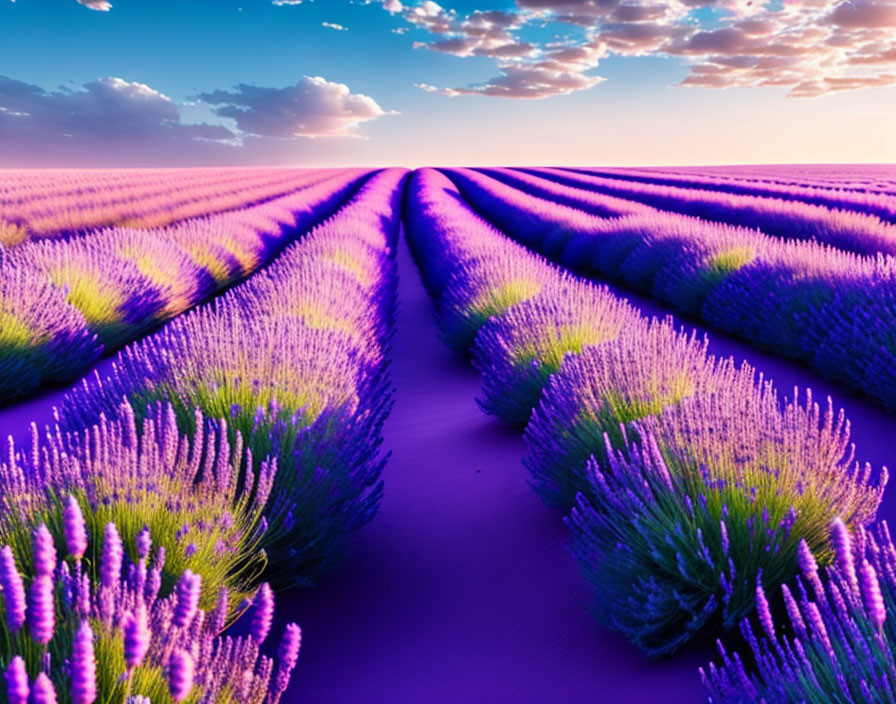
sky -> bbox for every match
[0,0,894,166]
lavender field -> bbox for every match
[0,163,895,703]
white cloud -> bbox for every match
[77,0,111,10]
[322,21,349,30]
[199,75,397,138]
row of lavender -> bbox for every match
[0,167,336,244]
[0,169,406,702]
[442,167,896,412]
[406,168,895,700]
[565,166,896,225]
[0,169,370,401]
[596,165,896,197]
[527,167,896,253]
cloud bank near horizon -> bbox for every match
[0,73,395,164]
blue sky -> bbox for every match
[0,0,894,165]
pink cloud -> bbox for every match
[389,0,896,99]
[76,0,112,10]
[829,0,896,28]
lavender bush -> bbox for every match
[0,399,274,611]
[0,514,301,703]
[566,381,886,656]
[472,276,634,424]
[0,263,101,399]
[524,318,722,509]
[437,247,552,353]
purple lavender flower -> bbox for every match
[831,517,858,591]
[209,586,229,635]
[278,622,302,671]
[70,620,97,704]
[859,559,886,630]
[144,566,162,604]
[135,526,151,561]
[32,524,56,578]
[754,581,775,641]
[780,584,807,640]
[0,545,27,632]
[29,673,57,704]
[4,656,29,704]
[167,648,195,702]
[250,582,274,644]
[123,603,151,673]
[272,622,302,697]
[99,522,123,590]
[173,569,201,629]
[797,539,819,577]
[28,573,55,644]
[63,495,88,561]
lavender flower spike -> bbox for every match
[250,582,275,645]
[209,586,229,635]
[167,648,195,702]
[70,620,97,704]
[30,673,58,704]
[28,574,55,645]
[860,559,886,631]
[123,603,151,673]
[173,569,202,629]
[279,622,302,671]
[100,522,123,590]
[0,545,27,632]
[831,517,858,592]
[63,495,88,560]
[754,580,775,641]
[270,623,303,702]
[32,524,57,577]
[135,526,151,561]
[4,656,29,704]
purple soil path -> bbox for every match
[276,235,711,703]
